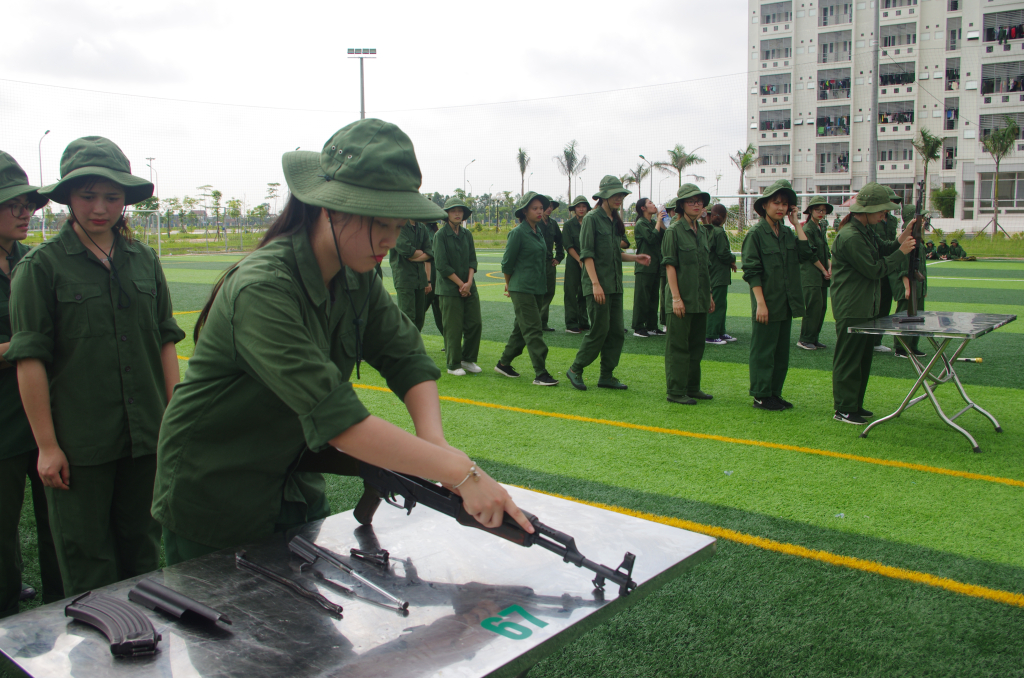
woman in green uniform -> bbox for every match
[662,184,715,404]
[423,221,445,337]
[948,239,967,260]
[796,196,833,351]
[435,197,481,376]
[496,192,558,385]
[631,198,664,337]
[830,183,915,424]
[0,152,63,616]
[7,137,184,595]
[871,187,902,353]
[892,204,927,358]
[153,120,533,563]
[561,196,590,334]
[539,197,564,332]
[565,176,651,391]
[388,216,433,331]
[740,180,815,411]
[704,203,737,344]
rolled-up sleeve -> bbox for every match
[796,238,816,263]
[434,231,455,280]
[500,229,520,276]
[394,226,416,259]
[5,259,56,364]
[661,228,678,268]
[741,233,765,290]
[155,255,186,345]
[467,232,478,272]
[579,218,597,261]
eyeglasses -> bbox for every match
[5,201,37,217]
[683,198,704,206]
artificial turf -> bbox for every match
[12,252,1024,676]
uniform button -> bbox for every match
[125,366,131,373]
[121,335,128,341]
[75,294,82,300]
[128,398,135,404]
[150,288,156,295]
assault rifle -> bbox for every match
[895,179,927,323]
[359,463,638,597]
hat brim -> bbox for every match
[592,188,632,200]
[0,184,49,210]
[39,167,153,206]
[569,200,590,210]
[514,195,550,221]
[849,199,901,214]
[671,192,711,212]
[446,206,473,218]
[283,151,447,221]
[803,202,834,215]
[753,187,798,217]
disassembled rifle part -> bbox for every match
[350,547,390,569]
[128,578,232,626]
[65,591,162,657]
[235,551,343,618]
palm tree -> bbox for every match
[912,128,943,212]
[553,140,588,202]
[627,162,650,196]
[730,144,760,229]
[654,144,707,188]
[981,115,1021,236]
[516,148,531,196]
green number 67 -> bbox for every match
[481,604,549,640]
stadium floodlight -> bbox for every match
[347,48,377,119]
[639,154,654,199]
[464,159,476,194]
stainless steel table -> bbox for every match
[0,485,715,678]
[849,311,1016,453]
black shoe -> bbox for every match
[894,351,909,358]
[651,328,666,335]
[667,395,698,405]
[775,396,794,409]
[565,369,587,390]
[565,328,581,334]
[533,372,559,386]
[834,410,866,424]
[597,377,628,390]
[814,341,828,349]
[688,391,714,400]
[542,327,555,332]
[858,408,874,417]
[19,584,36,602]
[494,362,520,378]
[753,397,786,411]
[354,484,382,525]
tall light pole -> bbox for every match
[347,48,377,119]
[527,172,533,192]
[146,157,155,184]
[463,159,475,194]
[38,130,50,238]
[575,168,587,198]
[639,154,654,199]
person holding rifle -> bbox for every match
[871,187,902,353]
[891,203,927,358]
[796,196,833,351]
[561,196,591,334]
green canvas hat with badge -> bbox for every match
[514,191,550,221]
[803,195,834,215]
[669,183,711,212]
[443,196,472,219]
[849,182,901,214]
[592,175,631,201]
[568,195,591,210]
[0,151,48,209]
[39,137,153,206]
[543,195,560,209]
[901,203,917,224]
[885,186,903,205]
[753,179,797,217]
[282,119,447,221]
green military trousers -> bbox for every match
[631,273,660,333]
[500,292,549,378]
[563,259,587,331]
[872,279,893,347]
[0,450,64,618]
[426,289,443,336]
[748,313,793,398]
[570,293,625,379]
[666,311,708,398]
[833,316,875,412]
[706,285,730,339]
[540,262,558,329]
[395,287,427,332]
[658,274,668,328]
[894,298,925,352]
[45,453,161,596]
[799,284,829,345]
[440,292,482,370]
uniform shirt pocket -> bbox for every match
[132,279,159,330]
[677,237,699,265]
[55,284,105,339]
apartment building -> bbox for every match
[746,0,1024,230]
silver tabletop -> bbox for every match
[847,311,1016,340]
[0,485,715,678]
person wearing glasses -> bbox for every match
[0,152,64,617]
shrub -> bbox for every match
[930,187,957,218]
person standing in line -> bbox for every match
[565,176,650,391]
[740,180,815,412]
[0,152,63,617]
[434,198,481,376]
[6,137,185,595]
[704,203,738,345]
[662,184,716,405]
[388,217,432,331]
[796,196,833,351]
[561,196,591,334]
[631,198,665,337]
[538,196,564,332]
[656,202,678,334]
[422,221,445,342]
[832,213,842,232]
[496,193,558,385]
[892,203,927,358]
[871,187,901,353]
[830,183,915,424]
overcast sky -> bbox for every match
[1,0,750,212]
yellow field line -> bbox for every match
[527,488,1024,608]
[351,383,1024,489]
[173,310,199,316]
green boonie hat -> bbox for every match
[670,183,711,212]
[803,195,834,216]
[39,136,153,206]
[849,182,900,214]
[568,195,590,210]
[0,152,49,209]
[940,238,946,243]
[753,179,797,217]
[514,191,550,221]
[542,195,560,209]
[885,186,903,205]
[901,204,916,223]
[282,119,446,221]
[443,196,472,218]
[592,175,631,201]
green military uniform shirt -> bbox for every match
[152,230,440,548]
[562,216,582,260]
[0,241,35,459]
[800,218,832,288]
[661,218,711,312]
[433,224,478,297]
[830,218,907,320]
[388,221,432,289]
[705,223,736,288]
[889,240,928,302]
[633,217,663,275]
[541,218,564,263]
[5,223,184,465]
[936,243,949,257]
[877,214,898,241]
[579,208,624,296]
[741,218,815,318]
[502,222,548,295]
[948,244,967,258]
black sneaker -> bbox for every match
[494,362,520,378]
[565,328,581,334]
[542,327,555,332]
[753,397,786,411]
[858,408,874,417]
[651,328,666,336]
[354,484,382,525]
[834,411,866,424]
[894,351,909,359]
[667,395,698,405]
[813,341,828,349]
[775,396,794,409]
[19,584,36,602]
[796,341,817,351]
[688,391,714,400]
[533,372,559,386]
[632,330,650,338]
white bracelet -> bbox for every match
[454,464,481,489]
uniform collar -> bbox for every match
[291,228,331,308]
[57,219,141,258]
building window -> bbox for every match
[882,23,918,49]
[819,30,852,63]
[760,109,792,131]
[817,68,852,99]
[877,140,915,163]
[947,17,962,51]
[981,62,1024,95]
[759,73,792,96]
[761,37,793,60]
[979,113,1024,140]
[945,57,960,91]
[978,172,1024,214]
[819,1,852,27]
[944,98,959,131]
[877,101,915,125]
[759,145,792,167]
[880,62,915,86]
[816,142,850,174]
[983,9,1024,44]
[943,137,958,171]
[816,185,852,205]
[816,105,851,136]
[761,1,793,24]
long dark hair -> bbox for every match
[595,198,625,236]
[65,176,134,243]
[836,212,855,231]
[193,194,321,341]
[635,198,652,219]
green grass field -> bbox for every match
[15,252,1024,676]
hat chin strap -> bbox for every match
[328,211,372,380]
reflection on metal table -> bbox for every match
[0,485,715,678]
[848,311,1016,453]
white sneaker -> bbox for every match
[873,345,892,353]
[447,368,467,376]
[460,361,482,373]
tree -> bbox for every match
[553,140,588,203]
[730,144,760,230]
[135,196,160,212]
[625,162,650,196]
[980,115,1021,236]
[912,128,943,211]
[248,203,271,228]
[181,195,199,233]
[211,190,223,226]
[162,197,181,236]
[266,182,281,214]
[516,148,530,196]
[654,144,707,188]
[226,198,242,232]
